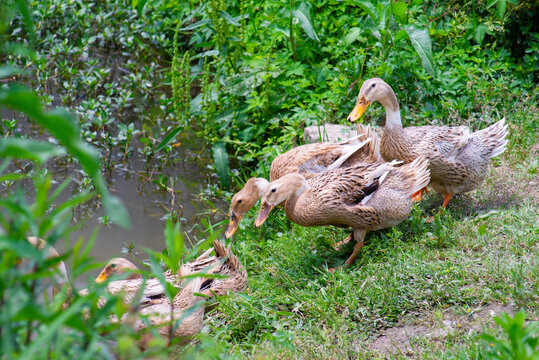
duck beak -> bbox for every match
[347,96,370,122]
[254,202,274,227]
[225,212,242,239]
[95,270,108,283]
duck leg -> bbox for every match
[411,187,428,201]
[441,194,453,209]
[426,194,455,223]
[343,229,367,267]
[333,232,353,250]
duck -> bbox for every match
[225,125,383,238]
[23,236,70,298]
[347,78,508,209]
[253,156,430,267]
[86,240,247,339]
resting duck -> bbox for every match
[254,156,430,267]
[85,240,247,339]
[347,78,508,209]
[225,125,383,238]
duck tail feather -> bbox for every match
[399,155,431,195]
[327,138,371,171]
[476,118,509,159]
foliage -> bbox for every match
[0,1,211,358]
[481,311,539,360]
[1,0,538,358]
[168,0,534,184]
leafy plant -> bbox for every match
[481,311,539,360]
[351,0,435,76]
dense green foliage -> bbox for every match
[1,0,538,358]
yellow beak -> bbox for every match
[347,96,370,122]
[254,202,274,227]
[95,271,108,283]
[225,212,243,239]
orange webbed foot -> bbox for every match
[411,187,429,202]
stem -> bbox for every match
[472,0,476,36]
[25,269,37,345]
[289,0,297,61]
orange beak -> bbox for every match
[347,96,370,122]
[225,212,242,239]
[95,270,108,283]
[254,202,274,227]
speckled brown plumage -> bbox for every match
[269,133,372,181]
[349,78,508,206]
[257,156,430,266]
[82,240,247,339]
[226,127,380,238]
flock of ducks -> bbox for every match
[226,77,508,267]
[27,77,508,344]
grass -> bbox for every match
[197,94,539,359]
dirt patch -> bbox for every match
[369,303,516,357]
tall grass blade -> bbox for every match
[212,142,230,189]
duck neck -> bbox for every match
[284,178,309,215]
[255,178,269,198]
[379,90,402,130]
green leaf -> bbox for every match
[212,142,230,189]
[0,65,27,80]
[102,195,130,229]
[392,2,408,24]
[473,24,490,45]
[404,25,435,77]
[497,0,507,18]
[14,0,36,45]
[155,125,183,153]
[394,29,408,43]
[164,220,184,274]
[136,0,149,15]
[219,10,240,26]
[0,138,66,163]
[293,9,320,42]
[344,27,361,45]
[180,19,212,31]
[351,0,378,22]
[486,0,498,8]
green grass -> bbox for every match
[197,99,539,359]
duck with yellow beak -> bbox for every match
[254,157,430,267]
[224,131,380,239]
[347,78,508,209]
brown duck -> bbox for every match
[348,78,508,209]
[254,156,430,266]
[82,241,247,339]
[225,125,383,238]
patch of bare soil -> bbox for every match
[369,303,516,357]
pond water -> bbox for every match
[61,133,228,274]
[4,110,228,281]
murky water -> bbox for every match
[3,111,227,279]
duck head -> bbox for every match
[225,178,269,238]
[96,258,140,283]
[347,78,398,122]
[254,174,307,227]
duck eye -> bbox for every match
[237,199,242,204]
[371,84,376,88]
[271,188,276,193]
[110,263,116,269]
